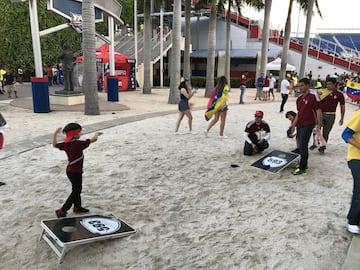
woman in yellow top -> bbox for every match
[204,76,230,138]
[342,109,360,234]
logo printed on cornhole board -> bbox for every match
[80,217,121,235]
[251,150,300,173]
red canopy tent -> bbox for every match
[76,44,136,91]
[76,44,132,67]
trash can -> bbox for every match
[31,77,50,113]
[107,75,119,102]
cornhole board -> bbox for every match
[39,214,136,263]
[251,150,300,173]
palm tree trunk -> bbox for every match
[260,0,272,76]
[143,0,152,94]
[82,0,99,115]
[183,0,191,79]
[168,0,181,104]
[224,1,231,86]
[205,4,217,97]
[279,0,293,81]
[299,0,315,78]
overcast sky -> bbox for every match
[241,0,360,34]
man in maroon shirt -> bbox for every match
[243,110,271,155]
[309,77,345,154]
[290,78,322,175]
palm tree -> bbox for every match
[204,0,218,97]
[82,0,99,115]
[259,0,272,76]
[224,1,231,85]
[183,0,192,79]
[299,0,321,78]
[143,0,152,94]
[214,0,265,91]
[280,0,321,80]
[168,0,182,104]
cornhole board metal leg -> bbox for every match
[39,227,69,264]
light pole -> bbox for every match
[160,6,164,88]
[28,0,43,77]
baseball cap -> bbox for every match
[255,111,264,117]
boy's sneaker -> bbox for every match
[318,146,325,154]
[292,167,307,176]
[203,130,208,137]
[309,145,317,150]
[347,224,360,234]
[73,207,90,213]
[291,148,300,154]
[55,209,67,218]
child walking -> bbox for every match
[52,123,103,218]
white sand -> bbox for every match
[0,89,357,269]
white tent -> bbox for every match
[266,57,296,71]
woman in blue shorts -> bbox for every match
[175,77,195,134]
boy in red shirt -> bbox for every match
[290,78,322,175]
[52,123,103,218]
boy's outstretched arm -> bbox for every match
[90,131,103,143]
[52,127,62,147]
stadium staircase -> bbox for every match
[114,31,173,65]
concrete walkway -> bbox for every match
[342,235,360,270]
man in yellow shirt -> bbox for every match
[342,109,360,234]
[0,67,6,94]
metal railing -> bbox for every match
[115,30,173,64]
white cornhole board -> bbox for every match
[251,150,300,173]
[39,214,136,263]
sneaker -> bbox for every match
[203,130,208,137]
[175,131,179,135]
[347,224,360,234]
[295,165,308,170]
[309,145,317,150]
[291,148,300,154]
[292,168,307,176]
[73,207,90,213]
[318,146,325,154]
[219,135,228,139]
[189,130,197,135]
[55,209,67,218]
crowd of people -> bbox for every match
[174,74,360,235]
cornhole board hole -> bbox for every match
[39,214,136,263]
[251,150,300,173]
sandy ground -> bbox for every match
[0,88,358,269]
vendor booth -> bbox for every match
[76,44,136,91]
